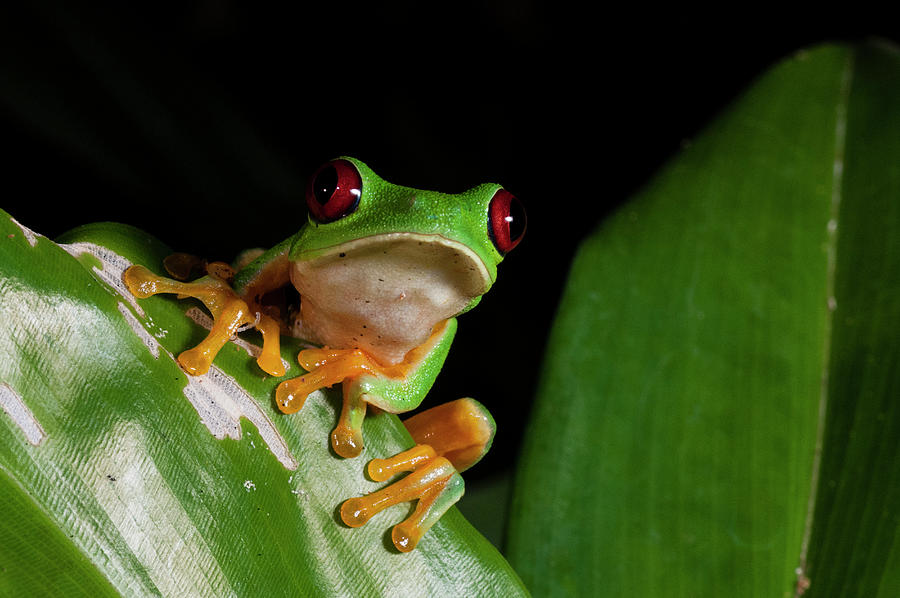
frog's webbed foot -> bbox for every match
[275,347,405,458]
[122,264,284,376]
[275,320,455,459]
[340,398,495,552]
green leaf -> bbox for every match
[507,41,900,596]
[0,215,527,596]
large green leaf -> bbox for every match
[0,215,527,596]
[507,42,900,596]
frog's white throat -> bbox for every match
[290,233,491,366]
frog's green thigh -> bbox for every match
[122,264,284,376]
[340,398,495,552]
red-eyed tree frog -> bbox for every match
[122,157,525,551]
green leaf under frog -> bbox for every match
[507,41,900,597]
[0,214,527,597]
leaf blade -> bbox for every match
[0,216,528,597]
[507,43,869,596]
[804,42,900,597]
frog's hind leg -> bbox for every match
[401,397,496,473]
[340,398,495,552]
[123,264,284,376]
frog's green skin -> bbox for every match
[233,157,508,415]
[120,156,519,551]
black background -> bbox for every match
[1,2,898,484]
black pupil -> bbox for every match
[507,197,525,241]
[312,165,338,205]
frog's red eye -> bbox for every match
[306,159,363,223]
[488,189,526,254]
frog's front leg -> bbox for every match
[275,318,458,458]
[341,398,495,552]
[122,264,285,376]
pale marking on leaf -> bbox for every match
[61,241,145,316]
[8,216,42,247]
[796,50,854,594]
[185,306,290,372]
[0,382,46,446]
[117,302,159,358]
[182,365,300,470]
[57,242,299,470]
[89,422,236,597]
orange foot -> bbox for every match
[340,398,496,552]
[275,347,409,458]
[123,264,284,376]
[341,445,463,552]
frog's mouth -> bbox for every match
[292,232,493,301]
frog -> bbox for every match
[122,157,525,551]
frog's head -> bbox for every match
[290,157,525,313]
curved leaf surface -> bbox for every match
[0,215,527,597]
[507,42,900,597]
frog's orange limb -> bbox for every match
[403,397,495,473]
[177,295,255,375]
[275,348,372,414]
[254,314,285,377]
[332,384,368,458]
[340,398,495,551]
[391,473,464,552]
[273,323,453,414]
[274,345,412,457]
[367,445,437,481]
[341,457,461,552]
[274,345,406,414]
[122,264,284,376]
[274,348,380,455]
[275,321,455,460]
